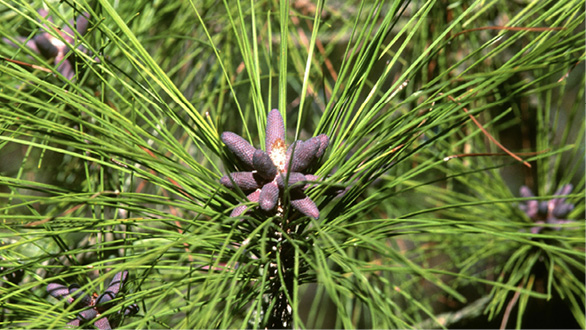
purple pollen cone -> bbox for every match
[303,174,319,190]
[291,194,320,219]
[67,319,82,327]
[65,13,91,42]
[265,109,285,155]
[221,132,256,169]
[314,134,330,158]
[107,270,128,295]
[68,285,91,306]
[260,181,279,211]
[288,139,320,172]
[276,172,306,190]
[220,172,263,190]
[253,149,277,180]
[231,190,261,217]
[96,291,115,313]
[78,308,99,322]
[93,317,112,330]
[47,283,69,298]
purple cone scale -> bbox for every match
[46,271,139,330]
[221,109,329,219]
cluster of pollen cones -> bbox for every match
[221,109,328,219]
[47,271,138,330]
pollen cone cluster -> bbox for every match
[47,271,138,329]
[519,184,575,234]
[3,9,93,81]
[221,109,329,219]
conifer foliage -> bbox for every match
[0,0,583,329]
